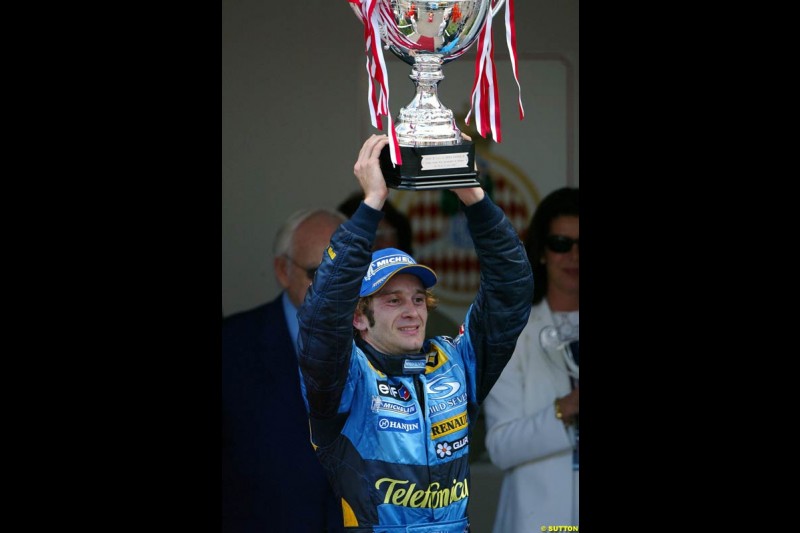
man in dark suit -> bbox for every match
[222,208,346,533]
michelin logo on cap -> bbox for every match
[360,248,438,297]
[365,254,415,281]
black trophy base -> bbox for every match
[379,142,479,190]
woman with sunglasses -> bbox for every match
[482,187,580,532]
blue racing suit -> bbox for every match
[297,195,533,532]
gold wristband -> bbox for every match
[554,398,564,421]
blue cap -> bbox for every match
[360,248,438,297]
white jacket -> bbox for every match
[482,299,578,532]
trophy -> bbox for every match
[348,0,522,190]
[539,326,579,381]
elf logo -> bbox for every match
[377,380,412,402]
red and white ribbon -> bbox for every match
[505,0,525,120]
[465,0,524,141]
[349,0,402,165]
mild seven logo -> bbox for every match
[425,366,462,400]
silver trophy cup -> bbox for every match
[350,0,506,190]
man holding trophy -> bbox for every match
[295,133,533,531]
[292,2,531,530]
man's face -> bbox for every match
[354,273,428,355]
[276,213,341,308]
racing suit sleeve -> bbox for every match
[296,201,382,420]
[461,194,534,404]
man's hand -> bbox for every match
[353,134,390,211]
[451,187,485,206]
[448,132,485,205]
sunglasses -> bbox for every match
[284,255,318,280]
[545,235,579,254]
